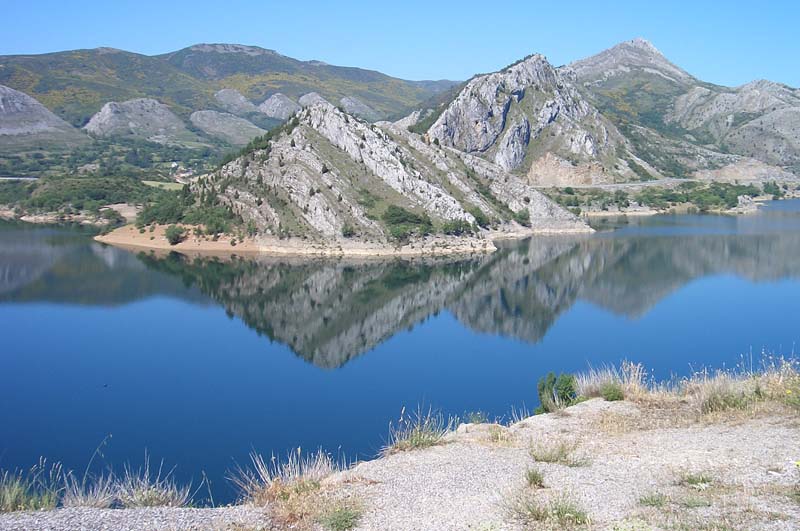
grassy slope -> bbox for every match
[0,46,455,127]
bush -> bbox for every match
[513,209,531,227]
[600,381,625,401]
[165,225,185,245]
[441,219,474,235]
[381,205,432,241]
[536,372,578,413]
[467,206,490,228]
[341,224,356,238]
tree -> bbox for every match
[165,225,185,245]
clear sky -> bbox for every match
[3,0,799,87]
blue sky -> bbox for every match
[3,0,799,87]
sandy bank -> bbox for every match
[94,223,593,258]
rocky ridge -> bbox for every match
[83,98,199,144]
[426,54,648,184]
[258,93,301,120]
[213,88,259,116]
[189,110,267,145]
[0,84,87,149]
[568,38,800,176]
[194,101,589,244]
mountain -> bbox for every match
[194,101,588,244]
[425,54,654,185]
[83,98,202,144]
[0,84,87,151]
[0,44,456,128]
[568,38,800,176]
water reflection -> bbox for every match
[4,203,800,369]
[135,229,800,368]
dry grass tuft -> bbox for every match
[62,472,116,508]
[231,448,339,507]
[525,467,545,489]
[505,489,589,527]
[116,455,191,508]
[575,357,800,419]
[383,406,455,455]
[529,439,590,467]
[575,361,647,401]
[317,498,363,531]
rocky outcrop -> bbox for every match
[258,93,301,120]
[427,55,629,180]
[0,85,86,147]
[339,96,380,121]
[84,98,197,144]
[194,101,589,244]
[214,89,258,116]
[298,92,329,107]
[189,110,266,145]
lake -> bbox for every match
[2,201,800,502]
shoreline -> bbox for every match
[93,223,594,258]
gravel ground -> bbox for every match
[0,505,269,531]
[333,399,800,530]
[2,399,798,530]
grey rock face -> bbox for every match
[258,93,301,120]
[194,102,589,242]
[339,96,380,121]
[428,54,622,176]
[667,81,800,166]
[494,118,530,170]
[298,92,329,107]
[84,98,193,144]
[190,111,266,146]
[214,89,258,116]
[0,85,85,145]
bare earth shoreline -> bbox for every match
[1,399,797,530]
[92,223,594,258]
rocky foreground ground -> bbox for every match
[2,397,798,531]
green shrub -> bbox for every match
[165,225,185,245]
[341,224,356,238]
[467,206,490,228]
[381,205,432,241]
[319,504,362,531]
[600,381,625,401]
[513,209,531,227]
[441,219,474,235]
[536,373,578,413]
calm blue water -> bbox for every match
[2,201,800,502]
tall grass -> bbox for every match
[382,406,455,455]
[573,356,799,415]
[0,453,193,512]
[231,448,340,506]
[0,459,62,512]
[116,455,192,508]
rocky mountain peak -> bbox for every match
[569,37,693,85]
[427,53,623,175]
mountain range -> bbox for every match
[2,38,799,246]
